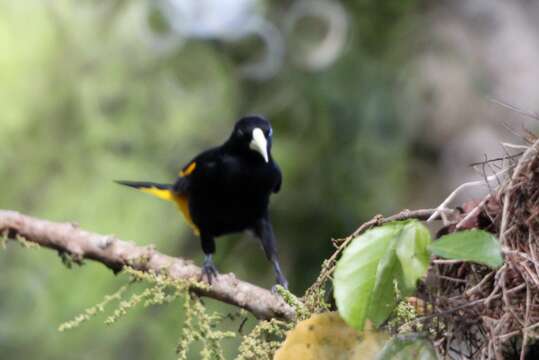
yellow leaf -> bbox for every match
[274,312,388,360]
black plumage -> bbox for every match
[116,116,288,288]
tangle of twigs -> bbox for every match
[417,137,539,359]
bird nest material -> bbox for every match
[415,137,539,359]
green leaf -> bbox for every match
[429,229,503,269]
[369,221,432,327]
[334,225,397,331]
[396,222,432,291]
[334,220,432,331]
[376,333,438,360]
[369,239,400,326]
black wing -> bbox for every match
[172,147,221,194]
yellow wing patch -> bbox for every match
[179,162,197,177]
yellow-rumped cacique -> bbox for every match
[116,116,288,289]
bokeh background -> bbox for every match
[1,0,538,359]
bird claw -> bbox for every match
[200,256,219,285]
[277,273,289,290]
[271,276,289,294]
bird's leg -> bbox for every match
[254,218,289,290]
[200,233,218,284]
[269,258,288,294]
[202,254,218,283]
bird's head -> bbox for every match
[228,115,273,162]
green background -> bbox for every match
[0,0,502,358]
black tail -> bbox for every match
[115,180,175,201]
[115,180,169,190]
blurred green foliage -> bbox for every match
[0,0,424,358]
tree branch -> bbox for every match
[0,210,295,321]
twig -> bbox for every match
[403,298,491,328]
[521,284,531,360]
[497,321,539,342]
[488,97,539,122]
[437,275,467,284]
[0,210,295,321]
[427,168,510,223]
[469,153,523,168]
[316,209,437,287]
[500,139,539,245]
[503,249,539,276]
[501,142,531,151]
[456,193,492,230]
[465,272,495,297]
[432,259,464,265]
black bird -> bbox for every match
[116,116,288,289]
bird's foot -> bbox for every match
[200,255,219,285]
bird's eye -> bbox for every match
[236,129,244,137]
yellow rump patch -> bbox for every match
[137,184,200,236]
[139,187,175,201]
[173,194,200,236]
[180,162,197,177]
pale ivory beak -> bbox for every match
[249,128,269,162]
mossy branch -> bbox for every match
[0,210,295,321]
